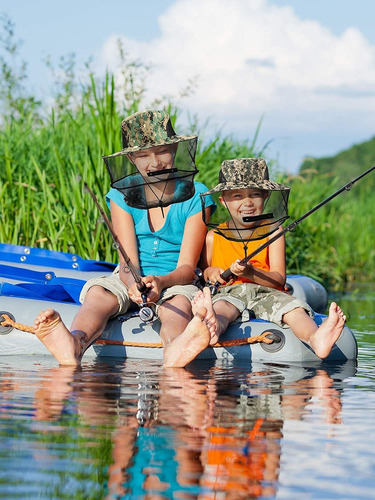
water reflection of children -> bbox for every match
[28,361,352,498]
[32,110,215,367]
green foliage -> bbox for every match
[0,16,374,288]
[0,72,118,260]
[283,170,375,288]
[300,136,375,189]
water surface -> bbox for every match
[0,286,374,499]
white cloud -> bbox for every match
[99,0,375,171]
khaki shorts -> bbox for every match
[79,266,199,317]
[212,283,314,328]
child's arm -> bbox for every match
[200,230,228,284]
[110,201,156,300]
[199,230,213,271]
[230,228,286,290]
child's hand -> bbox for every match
[142,275,162,303]
[204,266,227,284]
[230,259,252,277]
[128,276,161,304]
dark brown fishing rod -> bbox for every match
[83,183,154,322]
[209,165,375,293]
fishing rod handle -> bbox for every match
[138,282,149,296]
[221,268,236,281]
[206,268,238,295]
[211,268,239,295]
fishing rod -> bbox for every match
[83,183,155,323]
[207,164,375,294]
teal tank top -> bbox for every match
[106,181,215,276]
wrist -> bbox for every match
[154,275,164,290]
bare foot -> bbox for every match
[192,287,219,345]
[163,307,210,368]
[34,366,76,420]
[310,370,343,424]
[33,308,84,365]
[310,302,346,359]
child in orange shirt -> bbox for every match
[193,158,346,359]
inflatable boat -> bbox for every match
[0,243,358,363]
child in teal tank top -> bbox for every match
[32,110,215,367]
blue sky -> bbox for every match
[2,0,375,172]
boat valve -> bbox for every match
[0,312,15,335]
[260,329,286,353]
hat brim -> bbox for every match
[203,180,290,196]
[103,135,197,159]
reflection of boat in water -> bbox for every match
[0,244,358,363]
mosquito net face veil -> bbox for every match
[103,110,198,210]
[200,158,290,257]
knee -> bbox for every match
[282,306,308,323]
[158,295,192,322]
[85,285,117,305]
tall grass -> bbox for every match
[284,171,375,289]
[0,74,120,260]
[1,17,374,289]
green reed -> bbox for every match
[283,171,375,288]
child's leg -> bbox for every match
[282,303,346,359]
[33,285,119,366]
[161,289,240,367]
[192,288,241,345]
[162,307,210,368]
[158,294,212,368]
[158,295,193,346]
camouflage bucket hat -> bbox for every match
[104,110,197,158]
[205,158,290,194]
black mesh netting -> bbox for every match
[200,187,290,256]
[103,139,198,209]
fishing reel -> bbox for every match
[139,292,156,323]
[119,302,156,325]
[139,305,155,323]
[193,268,221,296]
[119,292,156,324]
[193,268,206,290]
[207,281,220,296]
[194,268,237,297]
